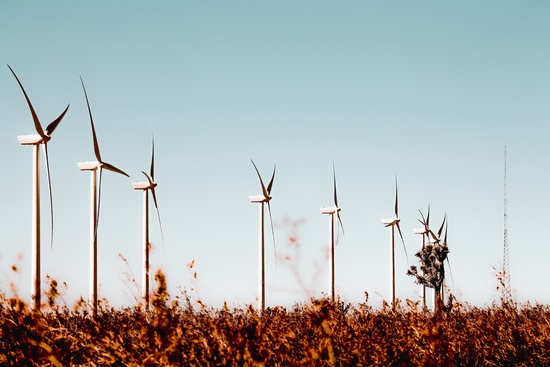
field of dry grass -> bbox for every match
[1,270,549,367]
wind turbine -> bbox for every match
[9,65,70,310]
[249,160,276,312]
[131,134,164,310]
[320,161,344,302]
[78,77,129,313]
[381,177,407,309]
[435,215,452,305]
[413,205,438,309]
[414,207,439,309]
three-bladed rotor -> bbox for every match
[418,206,439,244]
[81,77,129,178]
[321,160,345,240]
[139,134,164,245]
[381,177,407,260]
[10,65,70,248]
[250,160,276,255]
[332,160,345,239]
[80,77,129,237]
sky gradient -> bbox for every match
[1,1,549,309]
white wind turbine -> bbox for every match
[78,78,129,313]
[131,135,164,310]
[432,214,452,306]
[249,160,276,312]
[438,217,453,305]
[320,161,344,302]
[413,207,438,309]
[381,177,408,309]
[9,65,70,310]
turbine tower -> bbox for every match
[132,135,164,310]
[320,161,344,302]
[433,214,447,307]
[412,226,427,308]
[414,207,437,309]
[9,65,69,309]
[78,78,129,313]
[381,177,407,309]
[249,160,276,312]
[438,216,453,305]
[502,143,512,302]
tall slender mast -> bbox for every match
[503,143,512,302]
[89,168,98,313]
[31,144,41,309]
[143,189,150,308]
[422,233,426,309]
[390,226,395,308]
[259,202,265,312]
[329,212,335,302]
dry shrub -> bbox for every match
[0,231,547,365]
[1,282,550,366]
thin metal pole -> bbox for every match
[330,213,335,302]
[143,189,150,309]
[421,234,426,309]
[31,144,41,310]
[503,143,511,302]
[90,169,97,313]
[391,225,395,309]
[259,202,265,312]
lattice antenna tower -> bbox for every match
[503,143,512,302]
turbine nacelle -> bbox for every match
[77,161,101,171]
[320,207,340,215]
[18,134,50,145]
[132,181,157,190]
[249,195,271,203]
[381,218,400,226]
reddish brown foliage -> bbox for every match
[0,291,549,366]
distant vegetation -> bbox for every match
[1,270,549,366]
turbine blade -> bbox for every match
[250,160,269,199]
[426,205,431,228]
[394,176,399,218]
[446,257,455,288]
[95,167,103,244]
[80,77,102,162]
[8,65,46,138]
[266,201,277,267]
[44,104,69,136]
[151,187,164,248]
[143,171,164,247]
[102,162,129,178]
[267,165,276,195]
[443,218,448,244]
[333,160,338,208]
[443,219,453,287]
[43,143,54,248]
[418,210,426,225]
[438,214,447,239]
[150,133,155,181]
[396,222,408,263]
[336,211,345,239]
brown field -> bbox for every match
[1,271,549,367]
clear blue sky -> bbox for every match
[1,1,549,309]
